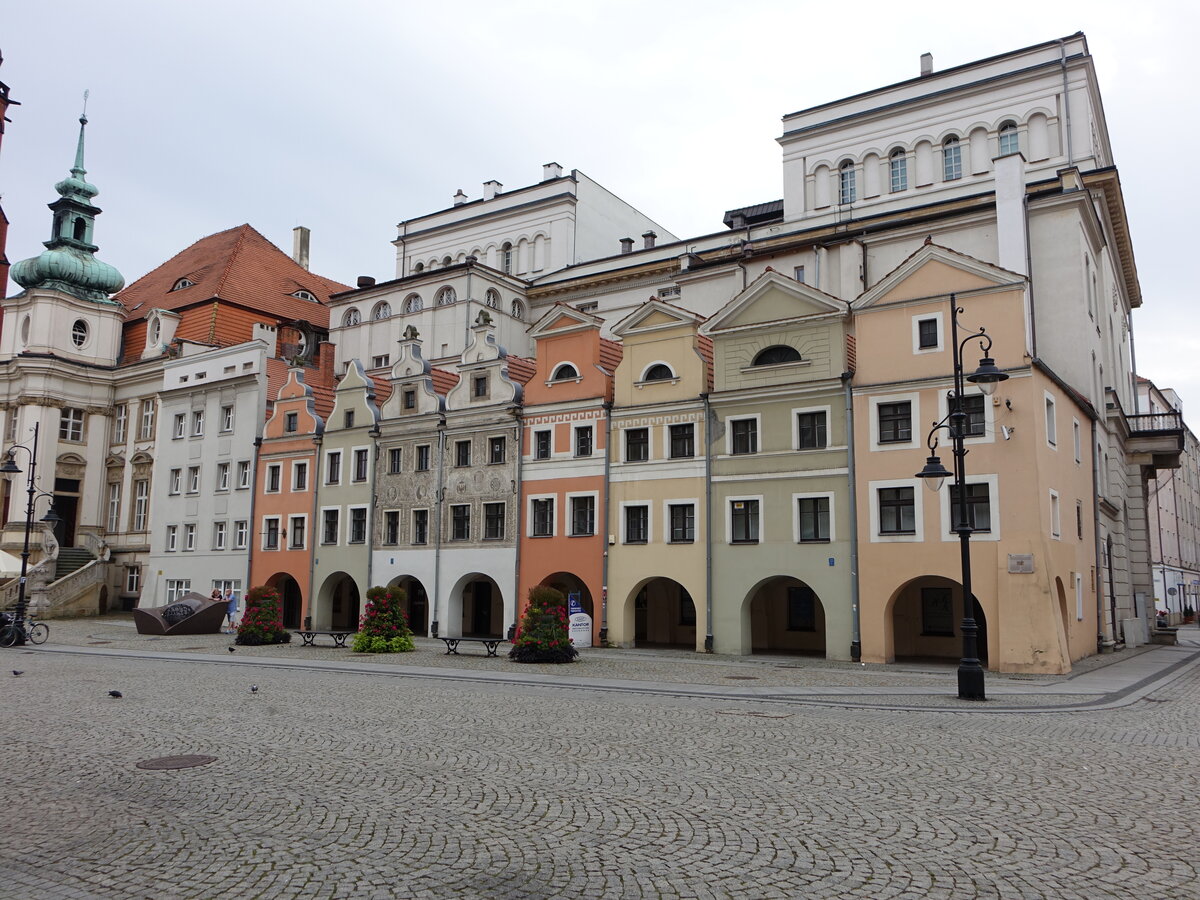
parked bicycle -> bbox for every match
[0,612,48,647]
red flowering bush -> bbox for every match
[352,585,415,653]
[509,585,578,664]
[235,585,292,645]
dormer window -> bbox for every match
[71,319,89,349]
[436,287,456,306]
[342,308,362,327]
[752,345,802,366]
[371,301,392,320]
[551,363,579,382]
[998,121,1019,156]
[292,290,317,302]
[643,363,674,382]
[485,289,500,309]
[943,136,962,181]
[171,278,195,292]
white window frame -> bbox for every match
[838,160,856,205]
[106,482,121,533]
[619,500,651,545]
[793,491,836,544]
[1072,419,1082,463]
[133,479,149,531]
[939,473,1000,542]
[326,449,343,485]
[173,413,186,439]
[183,523,196,552]
[262,515,282,551]
[187,466,200,494]
[572,423,594,458]
[216,462,230,492]
[234,520,248,550]
[869,478,924,543]
[869,392,920,451]
[288,514,307,550]
[912,311,944,354]
[213,521,227,550]
[566,491,599,537]
[1075,572,1084,621]
[351,445,371,483]
[791,405,832,451]
[527,493,558,538]
[265,463,282,493]
[139,400,156,440]
[889,149,908,193]
[113,404,128,444]
[321,507,341,545]
[125,565,141,593]
[1049,489,1061,539]
[943,136,962,181]
[411,508,430,545]
[937,390,993,445]
[725,414,761,456]
[662,498,699,544]
[622,426,651,463]
[237,460,251,489]
[168,468,182,495]
[726,494,764,545]
[191,410,204,437]
[292,460,308,492]
[60,407,84,442]
[637,360,678,385]
[348,505,369,544]
[1044,392,1058,448]
[165,579,191,602]
[166,524,178,552]
[220,405,234,432]
[663,421,697,460]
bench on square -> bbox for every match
[439,636,506,657]
[295,630,353,648]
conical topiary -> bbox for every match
[509,585,578,664]
[235,585,292,645]
[351,585,415,653]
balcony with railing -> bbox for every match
[1108,390,1184,470]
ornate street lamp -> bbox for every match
[914,296,1008,700]
[1,423,61,646]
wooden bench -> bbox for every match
[439,636,506,657]
[295,630,353,648]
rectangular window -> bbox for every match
[213,521,227,550]
[169,468,182,495]
[237,460,250,489]
[878,487,916,534]
[796,412,827,450]
[173,413,186,439]
[372,354,390,369]
[416,445,430,471]
[794,265,805,284]
[403,390,416,410]
[293,461,308,491]
[451,504,470,541]
[959,395,986,437]
[797,496,831,542]
[917,318,938,349]
[839,165,856,205]
[412,509,429,545]
[383,510,399,545]
[1050,491,1061,538]
[943,139,962,181]
[1073,420,1082,463]
[344,410,355,429]
[387,447,402,474]
[165,579,191,603]
[184,523,196,551]
[126,566,141,594]
[192,410,204,437]
[1045,396,1057,446]
[534,430,552,460]
[889,153,908,193]
[878,402,912,443]
[289,516,306,550]
[731,419,757,455]
[211,579,241,600]
[284,412,298,433]
[574,426,593,458]
[140,400,156,440]
[787,585,817,631]
[234,520,248,549]
[349,507,367,543]
[113,405,128,444]
[60,408,84,442]
[217,462,230,491]
[473,375,488,398]
[133,479,149,531]
[266,464,282,493]
[570,496,595,536]
[484,502,505,540]
[221,405,234,432]
[921,587,954,635]
[625,505,648,544]
[625,428,649,462]
[326,451,342,484]
[669,423,694,459]
[669,503,694,543]
[949,483,991,533]
[166,524,178,552]
[455,440,471,467]
[532,499,554,537]
[353,448,369,482]
[1076,500,1084,540]
[263,519,279,550]
[731,499,759,543]
[489,436,506,464]
[322,509,340,544]
[187,466,200,494]
[106,483,121,533]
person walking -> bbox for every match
[225,589,238,634]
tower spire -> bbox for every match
[71,90,89,178]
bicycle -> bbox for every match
[0,612,48,647]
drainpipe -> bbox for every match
[247,436,262,603]
[702,392,714,653]
[1090,419,1110,649]
[431,419,446,637]
[599,399,613,645]
[306,433,322,630]
[842,372,861,661]
[510,408,522,639]
[366,427,379,591]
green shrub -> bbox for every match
[351,633,416,653]
[509,585,578,664]
[235,585,292,646]
[352,585,414,653]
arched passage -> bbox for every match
[627,577,695,648]
[447,572,503,638]
[1055,576,1070,665]
[886,575,988,665]
[744,576,826,656]
[316,572,360,631]
[267,572,303,630]
[540,572,593,617]
[387,575,429,635]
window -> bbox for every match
[1045,395,1057,446]
[501,243,513,274]
[669,503,694,543]
[643,363,673,382]
[165,580,191,602]
[878,402,912,443]
[220,405,234,432]
[511,299,524,319]
[1073,420,1082,463]
[731,500,760,544]
[958,395,986,438]
[625,428,649,462]
[293,461,308,492]
[669,423,694,459]
[326,451,342,484]
[349,507,367,543]
[455,440,471,467]
[213,521,227,550]
[878,487,916,534]
[133,480,149,531]
[552,363,578,381]
[794,265,805,283]
[403,390,416,410]
[412,509,429,545]
[187,466,200,493]
[388,448,402,474]
[166,524,178,552]
[451,504,470,541]
[570,496,595,536]
[889,149,907,192]
[838,160,856,204]
[489,436,506,464]
[344,410,355,429]
[169,468,182,495]
[383,510,400,545]
[171,278,194,292]
[949,483,991,533]
[172,413,186,439]
[484,502,505,540]
[532,499,554,537]
[416,445,430,471]
[289,516,306,550]
[140,400,156,440]
[372,354,390,369]
[998,121,1019,156]
[106,483,121,533]
[237,460,251,489]
[353,448,369,482]
[234,520,248,549]
[921,587,954,636]
[797,496,831,542]
[342,308,361,326]
[574,426,593,458]
[113,405,128,444]
[322,509,339,544]
[485,289,500,309]
[918,318,938,349]
[183,523,196,551]
[263,518,280,550]
[404,293,422,314]
[625,505,648,544]
[788,586,816,631]
[4,413,14,443]
[60,408,84,442]
[266,464,282,493]
[293,290,316,302]
[1076,500,1084,541]
[752,345,802,366]
[796,412,827,450]
[1050,490,1061,538]
[371,301,391,321]
[731,418,757,455]
[192,410,204,436]
[126,566,141,594]
[437,286,457,306]
[943,136,962,181]
[473,375,488,398]
[534,430,552,460]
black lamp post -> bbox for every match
[1,423,62,645]
[914,297,1008,700]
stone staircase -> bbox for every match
[54,547,95,581]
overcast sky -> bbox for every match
[4,1,1198,423]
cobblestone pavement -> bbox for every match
[1,642,1197,898]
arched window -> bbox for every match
[403,293,423,314]
[171,278,195,292]
[889,149,907,193]
[485,288,500,308]
[551,363,579,381]
[943,136,962,181]
[73,217,87,241]
[752,345,802,366]
[413,262,424,273]
[292,290,317,302]
[342,308,362,327]
[371,301,392,321]
[148,317,161,345]
[998,121,1019,156]
[643,363,674,382]
[441,255,452,268]
[501,243,513,274]
[838,160,856,205]
[71,319,89,348]
[510,299,524,319]
[436,286,456,306]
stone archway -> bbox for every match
[387,575,429,635]
[626,577,695,648]
[316,572,360,631]
[447,572,503,638]
[744,576,826,656]
[885,575,988,665]
[267,572,304,630]
[540,572,593,617]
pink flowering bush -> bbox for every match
[509,585,578,664]
[352,585,415,653]
[235,585,292,645]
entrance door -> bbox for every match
[52,491,79,548]
[471,581,492,636]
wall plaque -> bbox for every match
[1008,554,1035,574]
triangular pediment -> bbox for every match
[701,270,846,336]
[610,298,705,337]
[528,303,603,340]
[854,242,1026,310]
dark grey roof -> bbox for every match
[723,200,784,229]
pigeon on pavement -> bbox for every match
[12,670,22,676]
[228,647,236,654]
[108,690,123,698]
[250,684,258,693]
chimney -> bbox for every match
[920,53,933,78]
[542,162,563,181]
[620,237,634,254]
[483,180,502,201]
[356,276,376,288]
[292,226,311,271]
[642,231,657,250]
[453,189,468,206]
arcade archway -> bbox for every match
[744,576,826,656]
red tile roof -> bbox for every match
[505,355,538,385]
[599,338,623,374]
[696,335,714,391]
[432,367,460,395]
